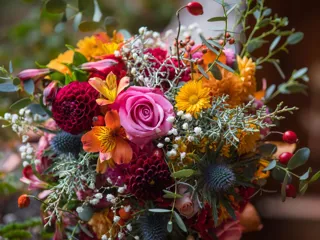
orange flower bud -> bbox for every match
[18,194,30,208]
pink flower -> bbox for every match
[17,68,51,81]
[43,81,58,105]
[80,58,118,72]
[174,185,200,219]
[223,48,236,67]
[20,165,49,190]
[216,219,242,240]
[112,87,174,147]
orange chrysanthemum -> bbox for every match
[88,208,118,239]
[47,50,74,75]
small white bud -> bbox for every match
[22,161,29,167]
[11,114,19,123]
[131,67,137,75]
[4,113,11,120]
[101,235,107,240]
[139,27,147,35]
[25,109,31,115]
[26,147,33,155]
[22,135,29,143]
[138,75,144,81]
[175,136,181,141]
[188,136,195,142]
[113,216,120,223]
[21,152,27,159]
[172,144,179,149]
[90,198,99,205]
[194,127,202,135]
[134,236,140,240]
[34,159,41,165]
[106,194,115,202]
[177,110,184,116]
[164,137,170,142]
[182,113,192,121]
[76,207,84,213]
[182,123,188,130]
[157,143,164,148]
[118,187,125,193]
[118,232,124,239]
[124,205,131,212]
[180,152,186,160]
[171,128,178,136]
[126,223,133,231]
[166,116,175,123]
[95,193,103,199]
[153,32,160,38]
[19,108,25,115]
[26,155,33,160]
[19,145,27,153]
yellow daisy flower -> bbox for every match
[175,80,211,117]
[47,50,74,75]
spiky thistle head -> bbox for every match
[199,163,236,192]
[138,213,168,240]
[51,131,83,156]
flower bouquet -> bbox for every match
[0,0,318,239]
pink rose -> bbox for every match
[113,86,174,147]
[174,185,200,219]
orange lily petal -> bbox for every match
[81,128,101,152]
[112,137,132,164]
[89,77,110,97]
[104,110,120,129]
[96,98,114,106]
[117,76,130,95]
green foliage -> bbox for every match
[0,218,42,240]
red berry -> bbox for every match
[18,194,30,208]
[228,38,235,44]
[278,152,293,165]
[285,184,297,198]
[186,2,204,16]
[282,131,298,144]
[92,115,105,126]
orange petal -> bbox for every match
[117,76,130,95]
[96,98,114,106]
[89,77,110,99]
[112,137,132,164]
[104,110,120,129]
[81,129,101,152]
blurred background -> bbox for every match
[0,0,319,239]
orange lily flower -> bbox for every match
[89,72,129,106]
[81,110,132,172]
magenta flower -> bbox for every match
[80,58,118,71]
[43,81,58,105]
[17,68,51,81]
[112,86,174,147]
[223,48,236,67]
[20,165,49,190]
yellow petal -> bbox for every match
[89,77,111,99]
[96,98,114,106]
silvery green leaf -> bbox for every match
[73,12,83,31]
[167,221,173,233]
[93,0,102,22]
[269,36,281,52]
[197,65,209,80]
[310,170,320,183]
[173,211,187,232]
[208,16,227,22]
[263,8,272,16]
[24,79,35,95]
[288,148,310,170]
[0,83,19,92]
[209,63,222,80]
[200,34,219,55]
[292,67,308,79]
[79,224,94,238]
[265,84,276,100]
[163,190,182,199]
[300,167,311,180]
[258,143,277,157]
[226,4,237,15]
[299,181,308,195]
[247,39,268,53]
[253,10,261,19]
[171,169,195,178]
[78,206,94,221]
[149,208,171,213]
[272,60,286,79]
[10,98,32,111]
[281,173,289,202]
[9,61,13,73]
[216,60,235,73]
[287,32,304,45]
[263,160,277,171]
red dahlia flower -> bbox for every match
[52,81,100,134]
[126,152,173,200]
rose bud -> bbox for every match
[43,81,58,105]
[186,2,204,16]
[80,59,118,72]
[17,68,51,81]
[18,194,30,208]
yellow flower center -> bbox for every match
[188,95,199,105]
[149,180,155,185]
[95,127,116,153]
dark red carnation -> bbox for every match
[126,152,173,200]
[52,82,100,134]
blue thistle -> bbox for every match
[203,164,236,192]
[51,131,82,156]
[138,214,168,240]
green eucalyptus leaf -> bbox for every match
[258,18,271,27]
[272,60,286,79]
[24,79,35,95]
[171,169,195,178]
[288,148,310,170]
[173,211,187,232]
[78,206,94,221]
[149,208,171,213]
[163,190,182,199]
[216,60,235,73]
[300,167,311,180]
[281,173,289,202]
[9,61,13,73]
[78,21,101,32]
[79,224,94,238]
[46,0,66,14]
[292,67,308,79]
[269,36,281,52]
[247,39,268,53]
[309,170,320,183]
[258,143,277,157]
[253,10,261,20]
[207,16,227,22]
[207,39,223,49]
[28,103,48,116]
[10,98,32,110]
[200,34,219,55]
[197,65,209,80]
[93,0,102,22]
[13,77,21,86]
[226,4,237,15]
[73,12,83,31]
[0,83,19,92]
[263,8,272,16]
[299,182,308,195]
[265,84,276,100]
[263,160,277,171]
[209,63,222,80]
[167,221,173,233]
[287,32,304,45]
[272,167,288,182]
